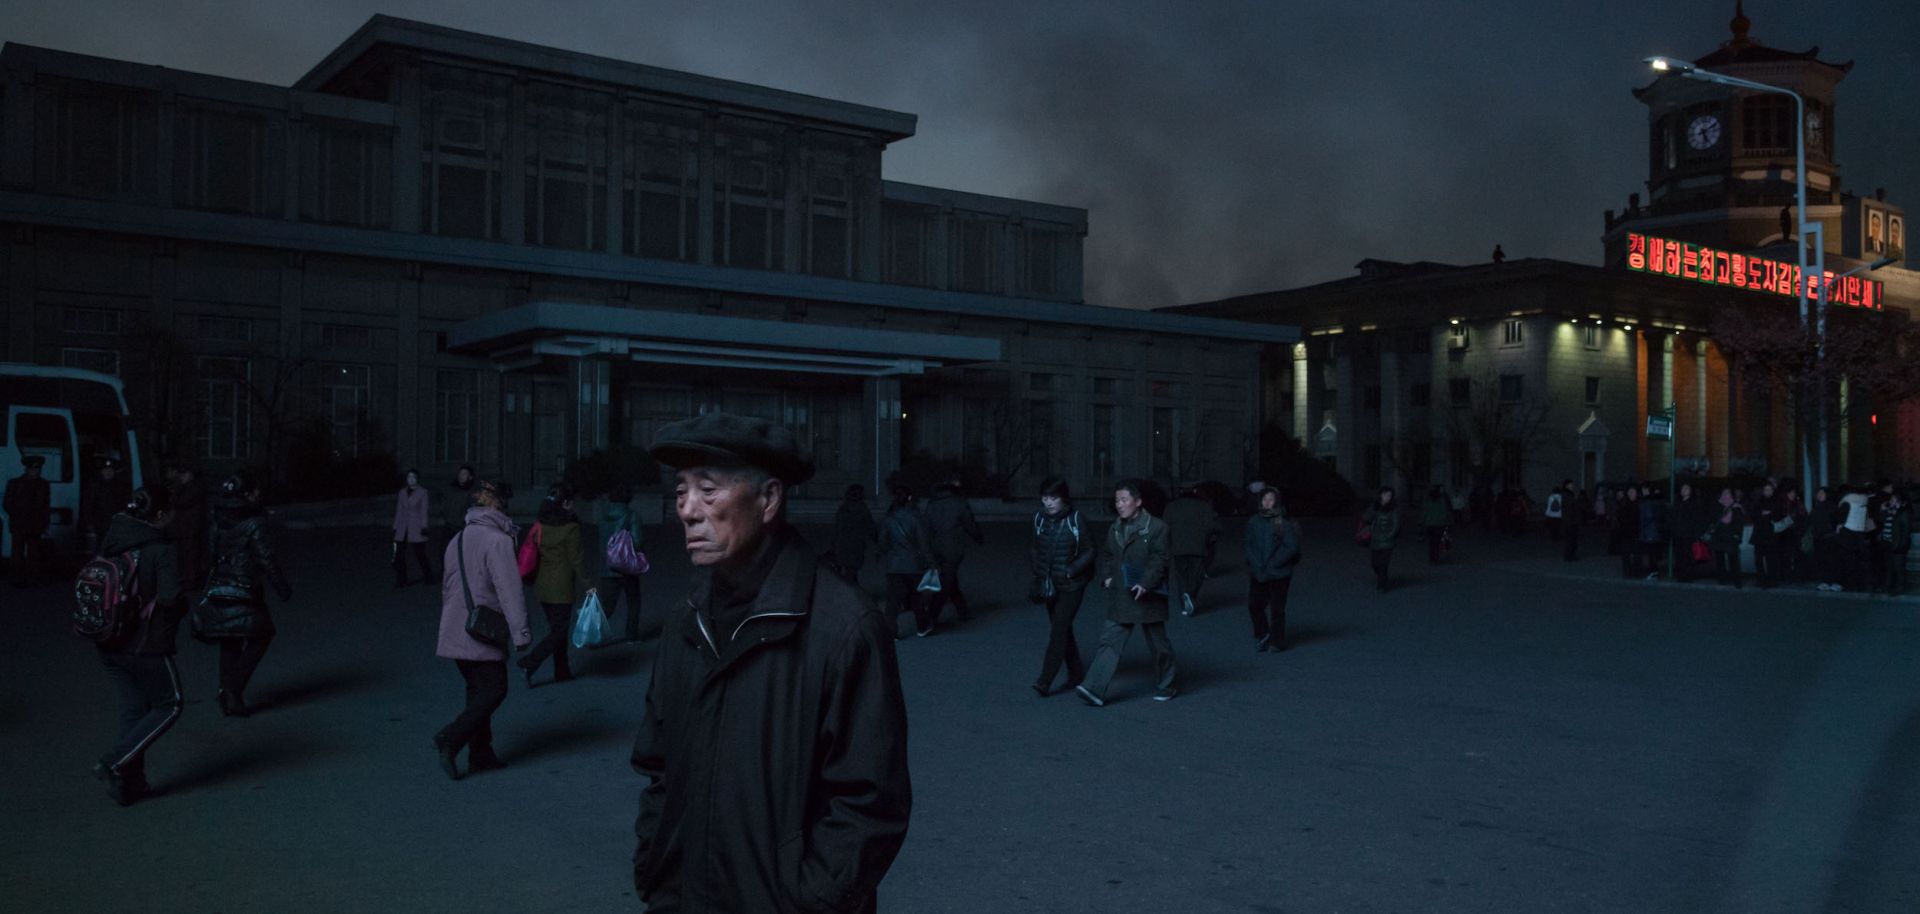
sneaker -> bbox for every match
[915,625,935,638]
[103,768,140,807]
[1180,594,1195,617]
[1153,688,1179,702]
[432,735,462,782]
[1646,572,1661,580]
[1074,685,1105,707]
[1255,636,1271,653]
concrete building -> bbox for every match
[1168,10,1919,499]
[0,16,1294,498]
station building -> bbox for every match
[0,16,1294,498]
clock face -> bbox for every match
[1687,115,1722,150]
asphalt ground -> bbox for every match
[3,517,1916,913]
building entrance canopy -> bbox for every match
[448,302,1002,376]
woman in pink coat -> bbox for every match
[433,478,533,780]
[392,469,433,587]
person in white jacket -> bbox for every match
[1836,489,1875,592]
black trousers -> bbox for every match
[1035,585,1087,689]
[1172,555,1207,606]
[393,540,433,584]
[1642,542,1664,577]
[522,602,574,679]
[1248,577,1292,645]
[924,560,970,623]
[1425,526,1446,564]
[1713,548,1742,587]
[10,531,44,585]
[599,574,643,641]
[99,652,183,779]
[886,573,930,635]
[1890,551,1911,596]
[217,636,273,698]
[1563,523,1581,561]
[438,659,507,761]
[1369,548,1392,590]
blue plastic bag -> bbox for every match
[570,591,607,649]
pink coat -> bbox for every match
[437,507,533,660]
[393,486,431,543]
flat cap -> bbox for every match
[650,412,815,485]
[21,454,46,468]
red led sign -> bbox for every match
[1626,232,1884,310]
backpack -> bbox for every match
[1032,510,1082,543]
[73,550,155,643]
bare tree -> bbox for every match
[1444,369,1557,491]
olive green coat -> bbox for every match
[1097,513,1172,624]
[533,520,592,605]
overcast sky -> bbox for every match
[3,0,1914,307]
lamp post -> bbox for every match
[1645,56,1815,494]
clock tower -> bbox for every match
[1605,2,1854,256]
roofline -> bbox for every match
[294,15,918,142]
[448,302,1002,363]
[0,189,1296,345]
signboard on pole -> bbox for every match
[1646,414,1674,441]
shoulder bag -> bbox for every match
[457,530,510,648]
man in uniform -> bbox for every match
[4,455,52,586]
[79,456,132,554]
[632,413,911,913]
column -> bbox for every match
[1332,338,1358,483]
[1380,344,1404,492]
[396,265,422,469]
[864,377,902,496]
[696,113,717,265]
[1693,340,1708,460]
[604,100,625,256]
[576,358,610,458]
[502,79,528,245]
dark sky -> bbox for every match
[3,0,1914,307]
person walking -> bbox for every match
[440,464,477,557]
[391,469,433,588]
[1244,488,1301,652]
[518,484,593,687]
[1028,477,1094,696]
[1706,488,1746,589]
[1420,485,1450,564]
[92,486,188,806]
[1670,483,1708,582]
[1163,482,1221,615]
[595,485,646,644]
[830,484,879,585]
[921,477,985,626]
[4,454,52,587]
[632,413,911,913]
[433,478,533,780]
[1076,479,1178,705]
[1364,486,1400,592]
[880,486,936,638]
[1882,490,1911,597]
[194,471,292,717]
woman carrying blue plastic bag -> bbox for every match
[571,591,608,649]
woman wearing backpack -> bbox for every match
[195,471,292,718]
[596,485,645,644]
[93,486,186,806]
[1028,477,1093,696]
[434,478,533,780]
[517,484,593,687]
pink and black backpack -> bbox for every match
[73,550,154,643]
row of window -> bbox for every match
[1297,374,1606,413]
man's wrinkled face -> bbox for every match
[1113,488,1142,521]
[676,467,778,567]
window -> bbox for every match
[1092,403,1119,481]
[1024,228,1059,295]
[421,68,508,240]
[884,204,929,286]
[1742,94,1793,153]
[301,120,392,228]
[1411,382,1431,407]
[524,86,608,251]
[197,357,250,459]
[1364,386,1382,412]
[1151,406,1186,480]
[321,363,372,458]
[320,324,373,350]
[32,77,158,199]
[1448,324,1470,350]
[61,347,119,376]
[713,137,784,270]
[1092,377,1120,397]
[1499,374,1524,404]
[435,369,476,463]
[952,218,996,292]
[1149,379,1184,399]
[625,121,700,262]
[1585,376,1601,406]
[1502,319,1524,347]
[1582,324,1601,350]
[61,307,122,335]
[197,316,252,343]
[175,103,283,216]
[1449,378,1471,406]
[1028,373,1058,393]
[805,162,852,278]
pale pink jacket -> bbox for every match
[437,507,533,660]
[393,486,431,543]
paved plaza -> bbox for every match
[4,517,1917,913]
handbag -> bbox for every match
[516,522,543,580]
[916,569,942,593]
[570,591,607,649]
[1355,517,1373,546]
[605,528,649,576]
[457,530,510,649]
[1690,541,1711,564]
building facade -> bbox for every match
[0,16,1294,499]
[1169,11,1919,499]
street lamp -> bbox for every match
[1645,55,1818,494]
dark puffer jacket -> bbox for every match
[97,513,186,656]
[197,496,292,638]
[1028,508,1094,592]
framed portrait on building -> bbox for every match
[1868,211,1885,253]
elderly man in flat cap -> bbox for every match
[631,413,912,914]
[5,454,52,586]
